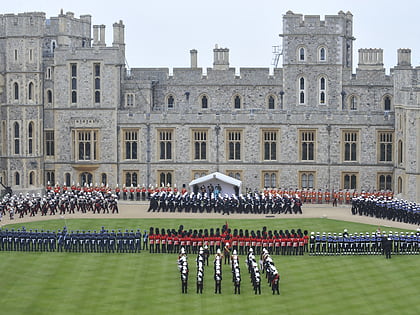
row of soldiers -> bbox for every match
[0,190,119,220]
[309,230,420,255]
[0,227,146,253]
[148,225,309,256]
[351,196,420,225]
[148,192,303,215]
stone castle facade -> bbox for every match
[0,10,419,202]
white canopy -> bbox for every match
[188,172,242,196]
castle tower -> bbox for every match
[281,11,354,110]
[0,12,46,192]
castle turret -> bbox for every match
[397,48,411,68]
[357,49,384,70]
[213,45,229,70]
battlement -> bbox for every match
[358,49,384,70]
[0,12,46,37]
[283,10,352,35]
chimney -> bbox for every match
[190,49,198,68]
[93,25,99,46]
[113,20,125,47]
[397,48,411,67]
[213,45,229,70]
[99,24,106,46]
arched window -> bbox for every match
[384,96,391,111]
[268,95,275,109]
[234,95,241,109]
[15,172,20,186]
[299,77,305,104]
[81,172,93,186]
[101,173,107,186]
[298,47,306,61]
[47,90,53,104]
[319,47,327,61]
[14,82,19,100]
[28,82,34,100]
[29,171,35,185]
[319,77,326,104]
[398,140,403,164]
[167,95,175,109]
[397,176,403,194]
[28,122,34,154]
[14,122,20,154]
[349,95,357,110]
[201,95,208,109]
[65,173,71,186]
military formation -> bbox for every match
[0,226,143,253]
[147,224,309,256]
[0,189,118,221]
[309,230,420,256]
[351,196,420,225]
[148,191,303,215]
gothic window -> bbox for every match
[319,47,327,61]
[15,172,20,186]
[158,171,173,187]
[378,174,392,191]
[298,47,306,61]
[299,77,305,104]
[300,130,315,161]
[233,95,242,109]
[349,95,357,110]
[126,93,135,107]
[71,63,77,103]
[125,171,139,187]
[124,130,138,160]
[193,130,208,160]
[227,171,242,181]
[397,176,402,194]
[29,171,35,185]
[47,90,53,104]
[14,122,20,154]
[378,131,393,162]
[384,95,392,111]
[45,131,54,156]
[159,129,173,160]
[343,173,358,190]
[263,172,278,188]
[14,82,19,100]
[28,122,34,154]
[398,140,403,164]
[80,172,93,186]
[46,171,55,186]
[94,63,100,103]
[227,130,242,160]
[300,172,315,189]
[167,95,175,109]
[72,130,98,161]
[28,82,34,100]
[343,131,358,162]
[267,95,276,109]
[319,77,326,104]
[65,173,71,186]
[263,130,277,161]
[201,95,208,109]
[101,173,107,186]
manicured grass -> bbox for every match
[0,218,418,315]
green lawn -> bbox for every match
[0,218,419,315]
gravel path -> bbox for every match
[1,202,418,231]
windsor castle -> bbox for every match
[0,10,419,202]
